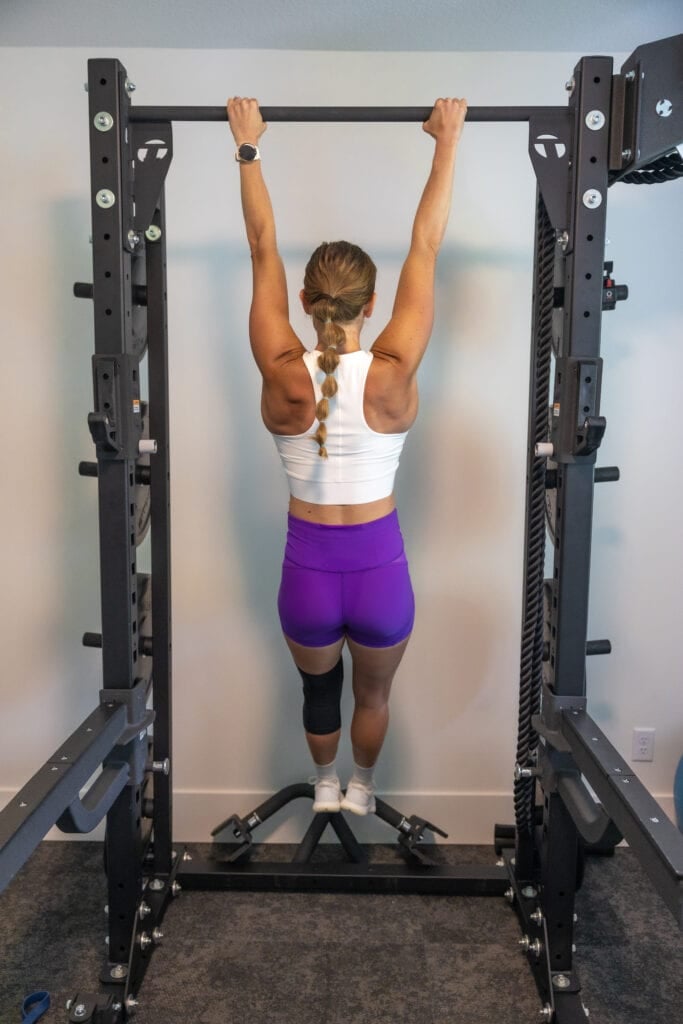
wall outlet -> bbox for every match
[632,727,655,762]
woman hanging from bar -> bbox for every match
[227,96,467,814]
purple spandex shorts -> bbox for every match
[278,509,415,649]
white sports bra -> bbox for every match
[271,349,408,505]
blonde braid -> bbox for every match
[302,241,377,459]
[311,302,344,458]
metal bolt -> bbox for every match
[96,189,116,209]
[655,99,673,118]
[104,936,109,946]
[583,1004,590,1018]
[66,1001,73,1011]
[138,931,152,950]
[112,1004,122,1013]
[557,230,569,251]
[183,850,193,862]
[145,225,162,243]
[510,857,516,866]
[573,913,578,922]
[505,887,515,904]
[582,189,602,210]
[19,801,28,808]
[151,757,169,773]
[104,904,109,915]
[125,79,137,95]
[139,900,151,918]
[94,111,114,132]
[521,885,538,899]
[519,935,531,951]
[565,78,575,94]
[585,110,605,131]
[625,70,635,81]
[572,943,577,953]
[148,878,164,891]
[152,927,164,943]
[110,964,127,980]
[127,230,141,249]
[529,938,543,957]
[495,859,504,867]
[125,996,139,1014]
[74,1005,87,1018]
[539,1005,553,1021]
[553,974,571,990]
[621,148,632,161]
[536,442,554,458]
[171,881,182,897]
[531,908,544,924]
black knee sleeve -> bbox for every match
[299,657,344,735]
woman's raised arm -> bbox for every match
[227,98,304,377]
[372,98,467,375]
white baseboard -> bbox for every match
[1,787,678,846]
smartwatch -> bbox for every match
[235,143,261,164]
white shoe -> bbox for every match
[340,778,376,816]
[311,775,342,813]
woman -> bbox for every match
[227,96,467,815]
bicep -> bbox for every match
[371,243,437,372]
[248,245,305,375]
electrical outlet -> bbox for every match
[632,727,655,762]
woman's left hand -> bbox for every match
[227,97,267,144]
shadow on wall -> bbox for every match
[53,198,104,733]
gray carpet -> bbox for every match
[1,841,681,1023]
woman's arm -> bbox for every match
[227,98,304,377]
[371,98,467,374]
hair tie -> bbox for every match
[324,318,332,323]
[327,343,337,350]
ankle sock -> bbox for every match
[315,760,338,782]
[350,762,375,787]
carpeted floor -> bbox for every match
[1,841,681,1023]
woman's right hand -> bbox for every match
[422,98,467,145]
[227,97,267,145]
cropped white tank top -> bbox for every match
[271,349,408,505]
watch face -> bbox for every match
[238,143,258,161]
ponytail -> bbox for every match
[302,241,377,459]
[310,303,344,459]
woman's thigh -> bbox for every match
[346,634,411,706]
[284,635,346,674]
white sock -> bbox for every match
[351,762,375,787]
[315,760,337,782]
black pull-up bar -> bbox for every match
[128,105,565,124]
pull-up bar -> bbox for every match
[128,105,566,123]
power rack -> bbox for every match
[1,33,682,1024]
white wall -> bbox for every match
[0,47,681,843]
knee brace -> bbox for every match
[299,657,344,735]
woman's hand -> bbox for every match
[422,98,467,145]
[227,97,267,145]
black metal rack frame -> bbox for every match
[0,34,682,1024]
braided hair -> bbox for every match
[302,241,377,458]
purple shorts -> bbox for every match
[278,510,415,649]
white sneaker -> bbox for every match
[340,778,376,816]
[311,775,342,813]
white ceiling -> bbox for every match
[1,0,681,52]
